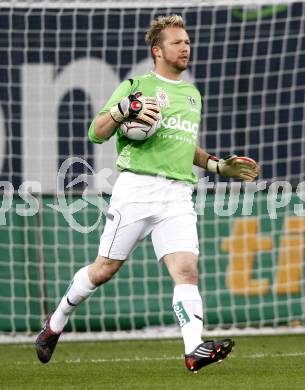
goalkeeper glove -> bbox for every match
[207,155,259,181]
[110,92,160,126]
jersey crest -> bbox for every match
[187,96,197,106]
[156,87,170,108]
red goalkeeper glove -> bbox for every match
[110,92,160,126]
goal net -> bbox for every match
[1,0,305,340]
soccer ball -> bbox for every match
[119,117,161,141]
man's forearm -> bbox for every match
[94,112,118,139]
[193,146,210,169]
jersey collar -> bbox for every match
[151,71,183,84]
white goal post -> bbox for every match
[0,0,305,342]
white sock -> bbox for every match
[50,266,97,333]
[172,284,204,354]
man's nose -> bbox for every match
[181,45,189,53]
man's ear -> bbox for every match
[152,45,162,59]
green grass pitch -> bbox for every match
[0,335,305,389]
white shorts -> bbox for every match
[98,172,199,261]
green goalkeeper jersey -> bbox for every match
[88,72,202,184]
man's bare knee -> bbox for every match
[175,267,198,284]
[163,252,199,285]
[88,256,125,286]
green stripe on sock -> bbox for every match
[173,302,190,327]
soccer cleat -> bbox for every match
[185,338,234,373]
[35,312,61,363]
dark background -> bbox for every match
[0,3,304,188]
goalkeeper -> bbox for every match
[35,15,259,373]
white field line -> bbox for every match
[8,351,305,366]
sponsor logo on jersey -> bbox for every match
[159,114,198,139]
[156,87,170,108]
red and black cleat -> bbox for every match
[185,338,234,373]
[35,312,61,364]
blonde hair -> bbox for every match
[145,15,186,58]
